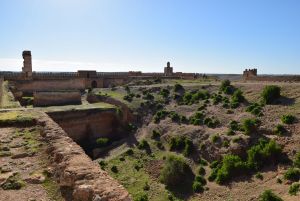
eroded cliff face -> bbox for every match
[37,112,131,201]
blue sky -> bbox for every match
[0,0,299,74]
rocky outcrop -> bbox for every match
[37,112,131,201]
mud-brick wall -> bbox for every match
[33,91,81,107]
[14,78,86,92]
[47,108,123,143]
[245,75,300,82]
[0,77,3,105]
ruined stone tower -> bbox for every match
[243,68,257,78]
[164,62,173,76]
[22,50,32,79]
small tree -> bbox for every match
[160,155,194,191]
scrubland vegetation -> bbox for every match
[92,80,300,201]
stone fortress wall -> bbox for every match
[33,91,82,107]
[243,68,300,82]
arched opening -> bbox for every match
[91,80,97,88]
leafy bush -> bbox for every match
[281,114,296,124]
[289,183,300,196]
[111,165,118,173]
[204,117,220,128]
[220,80,235,94]
[284,168,300,181]
[198,166,206,176]
[247,139,282,170]
[169,111,180,122]
[209,139,282,184]
[151,130,161,139]
[169,136,194,156]
[134,193,148,201]
[242,118,260,135]
[211,134,220,143]
[229,120,240,131]
[255,173,263,180]
[123,94,133,102]
[143,92,154,100]
[174,83,184,92]
[273,124,286,136]
[192,181,204,193]
[194,175,207,186]
[259,190,283,201]
[183,138,193,156]
[1,173,24,190]
[160,88,170,98]
[226,129,235,136]
[160,155,194,190]
[231,89,245,103]
[294,152,300,168]
[261,85,281,104]
[153,110,169,123]
[246,103,263,116]
[189,112,205,125]
[138,140,150,150]
[215,154,248,184]
[96,138,110,147]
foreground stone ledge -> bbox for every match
[37,112,131,201]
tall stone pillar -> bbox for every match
[22,50,32,79]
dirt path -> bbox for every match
[0,127,64,201]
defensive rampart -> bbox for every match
[33,91,82,107]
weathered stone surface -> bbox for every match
[25,173,46,184]
[11,152,29,159]
[37,113,131,201]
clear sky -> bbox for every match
[0,0,299,74]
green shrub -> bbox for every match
[229,120,240,131]
[96,138,110,147]
[153,110,169,123]
[194,175,207,186]
[220,80,235,94]
[246,103,263,116]
[259,190,283,201]
[98,160,107,170]
[273,124,286,136]
[231,89,245,103]
[198,166,206,175]
[189,112,205,125]
[294,152,300,168]
[289,183,300,196]
[211,134,220,143]
[204,117,219,128]
[111,165,118,173]
[226,129,235,136]
[169,111,180,122]
[247,139,282,170]
[183,139,193,156]
[209,139,282,184]
[192,181,204,193]
[242,118,260,135]
[138,140,150,150]
[123,94,133,102]
[160,88,170,98]
[151,130,161,139]
[169,136,194,156]
[281,114,296,124]
[160,155,194,190]
[284,168,300,181]
[143,182,150,191]
[215,155,248,184]
[126,148,134,155]
[230,101,240,109]
[134,193,148,201]
[1,173,24,190]
[255,173,263,180]
[174,83,184,92]
[261,85,281,104]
